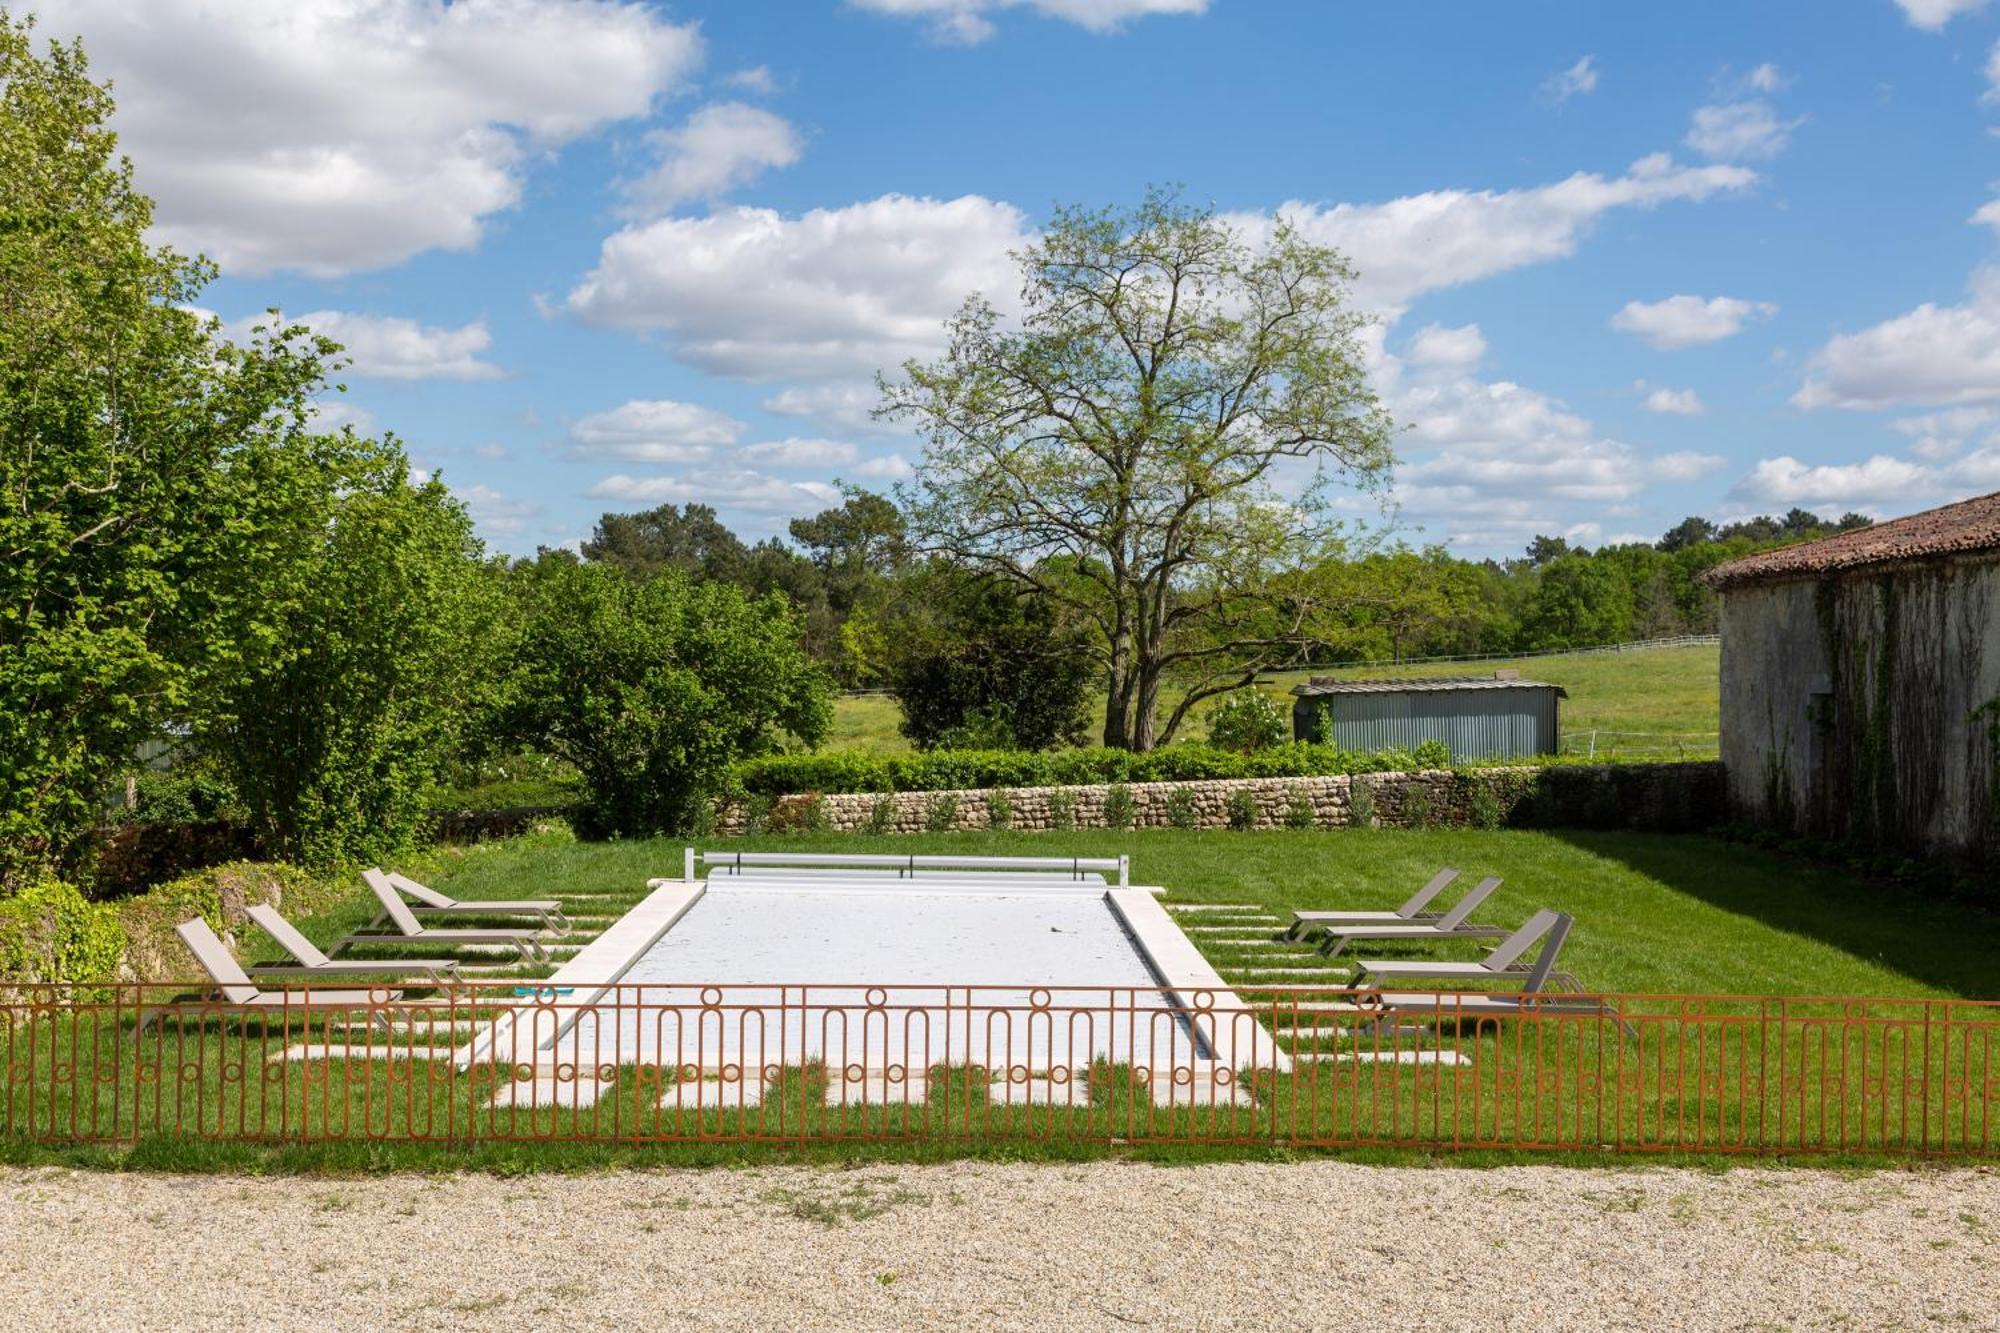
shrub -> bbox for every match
[1205,692,1290,753]
[1413,738,1452,770]
[1164,787,1199,829]
[766,793,829,834]
[1283,786,1317,830]
[1102,784,1135,831]
[742,793,777,835]
[501,560,832,839]
[984,789,1013,830]
[1047,789,1077,832]
[886,574,1093,751]
[1348,780,1375,828]
[865,795,897,835]
[1403,786,1434,830]
[1225,788,1258,831]
[1469,782,1505,831]
[924,792,960,833]
[0,878,124,993]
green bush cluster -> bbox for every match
[734,741,1459,798]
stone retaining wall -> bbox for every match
[719,761,1725,836]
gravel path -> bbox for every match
[0,1161,1994,1330]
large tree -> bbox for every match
[0,17,335,886]
[882,190,1394,750]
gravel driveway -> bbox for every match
[0,1160,1994,1330]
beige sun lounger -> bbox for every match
[378,870,570,934]
[1313,876,1506,957]
[245,904,462,984]
[337,871,550,962]
[1347,909,1574,990]
[1283,867,1464,939]
[150,919,398,1029]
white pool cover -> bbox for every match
[561,880,1211,1074]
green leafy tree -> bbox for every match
[501,559,832,837]
[1517,554,1634,649]
[194,443,503,866]
[884,189,1393,751]
[0,18,337,887]
[1204,691,1290,752]
[883,568,1094,751]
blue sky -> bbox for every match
[29,0,2000,555]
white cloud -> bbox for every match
[1248,155,1757,316]
[1896,0,1987,29]
[456,482,540,540]
[40,0,703,276]
[1685,100,1803,161]
[1740,62,1789,94]
[1542,55,1598,103]
[568,399,747,462]
[1406,323,1487,370]
[1983,42,2000,105]
[1731,455,1934,509]
[1794,267,2000,409]
[621,102,803,215]
[565,194,1032,381]
[237,310,503,380]
[762,384,904,435]
[1611,294,1777,349]
[309,397,375,435]
[852,453,915,480]
[1974,199,2000,233]
[1639,384,1706,415]
[850,0,1208,45]
[587,469,842,514]
[739,437,860,469]
[1890,406,1996,457]
[724,66,778,94]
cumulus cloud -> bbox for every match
[565,194,1032,381]
[230,310,504,380]
[1611,294,1777,349]
[309,397,375,435]
[1685,100,1804,161]
[587,469,842,514]
[621,102,803,215]
[39,0,702,276]
[1793,267,2000,409]
[1542,55,1598,103]
[1638,384,1706,415]
[762,384,904,435]
[739,437,860,469]
[1896,0,1988,28]
[1242,155,1757,317]
[1890,406,1996,458]
[1406,323,1487,370]
[850,0,1208,45]
[724,66,778,94]
[852,453,916,480]
[456,482,541,541]
[568,399,747,463]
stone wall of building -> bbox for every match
[717,761,1724,836]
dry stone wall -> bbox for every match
[718,762,1724,836]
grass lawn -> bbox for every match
[830,642,1721,759]
[8,826,1995,1168]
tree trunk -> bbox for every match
[1130,660,1162,752]
[1101,604,1134,749]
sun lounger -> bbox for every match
[337,871,550,962]
[1313,876,1505,957]
[1283,867,1464,939]
[150,919,398,1029]
[377,870,570,934]
[1346,909,1574,990]
[245,904,462,984]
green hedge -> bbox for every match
[734,740,1457,797]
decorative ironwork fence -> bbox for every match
[3,983,1994,1156]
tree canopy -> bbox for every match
[885,189,1394,750]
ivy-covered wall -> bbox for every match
[1718,555,2000,864]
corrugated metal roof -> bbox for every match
[1704,490,2000,589]
[1290,675,1568,698]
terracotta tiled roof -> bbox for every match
[1704,491,2000,589]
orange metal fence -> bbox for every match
[2,983,1995,1156]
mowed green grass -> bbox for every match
[829,643,1721,758]
[409,825,1993,1000]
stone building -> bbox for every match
[1705,491,2000,864]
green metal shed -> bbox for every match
[1289,673,1565,760]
